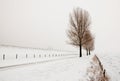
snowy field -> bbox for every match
[0,46,120,81]
[0,53,119,81]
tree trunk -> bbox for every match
[89,49,90,55]
[79,44,82,57]
[87,50,89,56]
[86,49,88,56]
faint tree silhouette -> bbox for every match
[82,30,94,55]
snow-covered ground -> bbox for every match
[0,53,119,81]
[0,46,120,81]
[97,53,120,81]
[0,56,90,81]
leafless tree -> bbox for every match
[88,39,94,55]
[82,30,94,55]
[67,8,91,57]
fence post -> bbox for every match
[16,54,18,59]
[103,69,106,77]
[39,54,41,58]
[49,54,50,57]
[34,54,35,58]
[26,54,28,58]
[3,54,5,60]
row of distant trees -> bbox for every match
[67,8,94,57]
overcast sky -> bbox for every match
[0,0,120,54]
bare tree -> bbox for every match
[88,39,94,55]
[82,30,94,55]
[67,8,91,57]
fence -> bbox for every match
[1,53,78,61]
[0,46,78,68]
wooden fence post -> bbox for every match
[3,54,5,60]
[26,54,28,58]
[16,54,18,59]
[103,69,106,77]
[39,54,41,58]
[34,54,35,58]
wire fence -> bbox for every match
[1,53,78,61]
[0,46,78,68]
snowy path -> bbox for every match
[0,57,90,81]
[0,56,78,69]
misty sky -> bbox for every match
[0,0,120,54]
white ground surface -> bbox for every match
[0,53,120,81]
[0,56,90,81]
[97,54,120,81]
